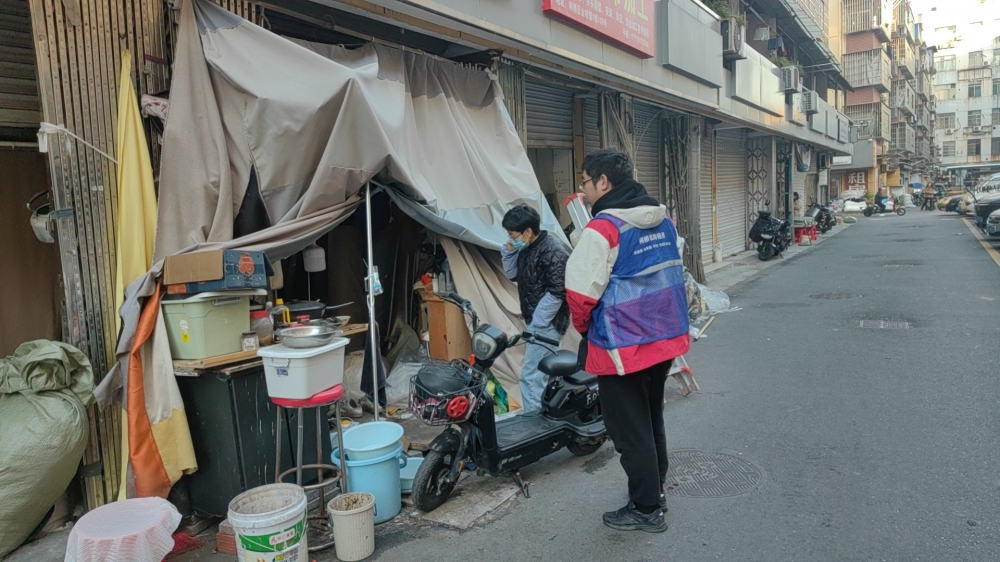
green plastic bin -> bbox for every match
[162,291,260,360]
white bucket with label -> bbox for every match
[228,484,308,562]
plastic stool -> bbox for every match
[793,226,808,244]
[272,384,346,552]
[808,225,818,241]
[65,497,180,562]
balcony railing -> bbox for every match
[891,79,916,117]
[916,73,932,101]
[969,155,983,163]
[843,0,892,41]
[846,102,891,141]
[892,2,915,45]
[844,49,892,92]
[787,0,829,44]
[891,122,915,153]
[892,37,915,79]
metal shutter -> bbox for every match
[583,96,601,155]
[0,0,41,139]
[700,122,714,265]
[525,79,574,149]
[633,102,663,201]
[792,168,807,199]
[715,129,748,257]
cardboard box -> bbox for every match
[164,250,271,294]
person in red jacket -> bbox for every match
[565,149,690,533]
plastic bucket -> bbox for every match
[227,483,308,562]
[327,492,375,561]
[399,456,425,494]
[331,443,406,523]
[341,421,404,461]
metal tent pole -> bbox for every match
[365,182,380,422]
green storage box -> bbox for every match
[162,291,260,360]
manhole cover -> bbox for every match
[809,292,863,300]
[664,450,763,498]
[882,260,923,267]
[859,319,913,329]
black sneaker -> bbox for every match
[627,495,667,513]
[602,504,667,533]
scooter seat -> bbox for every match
[566,371,598,386]
[539,350,580,378]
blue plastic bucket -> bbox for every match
[341,421,404,461]
[331,443,406,523]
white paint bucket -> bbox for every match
[227,484,308,561]
[327,492,375,561]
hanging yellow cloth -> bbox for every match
[114,50,198,499]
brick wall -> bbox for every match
[847,86,883,105]
[845,31,882,55]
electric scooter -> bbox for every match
[409,294,606,512]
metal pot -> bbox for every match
[276,325,343,348]
[285,300,326,320]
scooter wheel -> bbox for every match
[567,438,604,457]
[758,243,776,261]
[896,207,906,216]
[411,449,457,512]
[862,207,873,217]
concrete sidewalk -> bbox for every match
[703,220,854,293]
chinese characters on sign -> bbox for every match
[542,0,655,58]
[846,171,867,191]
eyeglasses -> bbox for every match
[578,177,595,192]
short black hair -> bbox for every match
[502,204,541,234]
[581,148,634,187]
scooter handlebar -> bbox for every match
[523,331,560,346]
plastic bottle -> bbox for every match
[250,310,273,346]
[272,298,291,327]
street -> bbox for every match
[366,211,1000,562]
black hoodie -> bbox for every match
[591,178,660,215]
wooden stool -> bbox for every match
[272,384,347,552]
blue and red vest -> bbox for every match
[588,214,689,350]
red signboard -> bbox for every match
[542,0,655,58]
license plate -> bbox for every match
[988,225,998,235]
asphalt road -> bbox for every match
[364,211,1000,562]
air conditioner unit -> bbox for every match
[721,18,746,60]
[781,66,801,93]
[801,90,819,114]
[945,128,954,134]
[973,126,983,133]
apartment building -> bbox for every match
[918,0,999,184]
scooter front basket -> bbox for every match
[408,360,485,425]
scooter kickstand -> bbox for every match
[513,471,531,498]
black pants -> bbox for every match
[597,360,671,512]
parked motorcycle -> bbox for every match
[409,294,605,512]
[862,197,906,217]
[748,210,791,261]
[807,202,835,234]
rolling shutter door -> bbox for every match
[525,79,574,149]
[633,102,663,201]
[583,97,601,155]
[700,122,714,265]
[0,0,41,138]
[715,130,748,257]
[792,167,807,201]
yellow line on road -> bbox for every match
[961,217,1000,269]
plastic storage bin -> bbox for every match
[161,291,258,360]
[258,338,349,399]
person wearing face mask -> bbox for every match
[500,204,569,416]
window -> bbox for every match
[943,141,956,157]
[969,139,982,156]
[969,82,982,98]
[934,84,956,100]
[994,108,1000,125]
[994,50,1000,65]
[993,138,1000,156]
[970,52,985,67]
[935,26,957,34]
[969,110,983,127]
[936,55,956,71]
[938,113,956,128]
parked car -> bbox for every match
[974,191,1000,227]
[938,194,964,212]
[986,209,1000,236]
[958,192,977,215]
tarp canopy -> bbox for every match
[102,0,566,410]
[153,0,564,261]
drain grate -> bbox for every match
[810,292,863,300]
[663,450,764,498]
[882,260,923,267]
[859,319,913,329]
